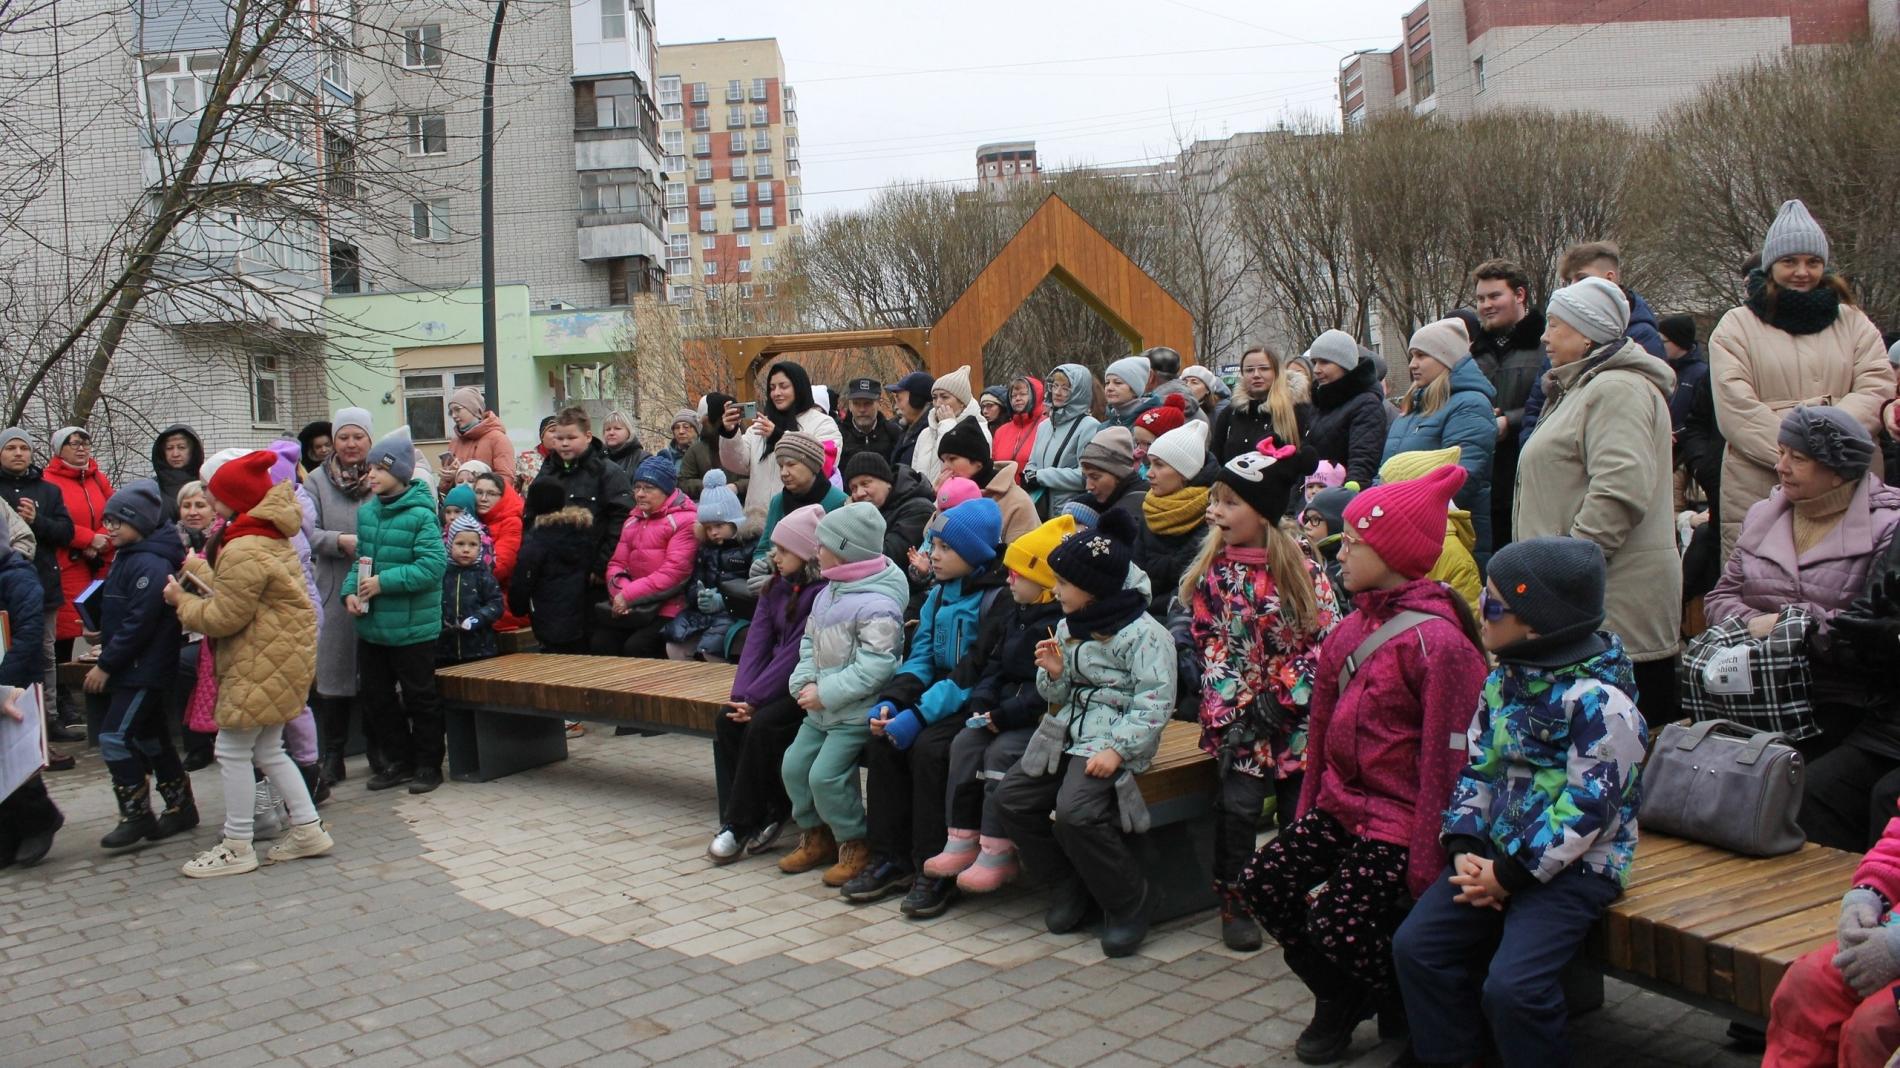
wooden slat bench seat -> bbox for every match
[493,627,538,655]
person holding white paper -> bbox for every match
[0,537,61,868]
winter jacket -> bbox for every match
[991,377,1045,479]
[1026,362,1102,517]
[1679,370,1726,517]
[910,410,988,489]
[1846,818,1900,908]
[1473,310,1547,446]
[149,424,204,522]
[1212,396,1314,465]
[870,467,934,567]
[508,507,595,647]
[1301,578,1489,899]
[840,414,900,473]
[1519,290,1666,448]
[602,437,649,482]
[729,573,825,708]
[93,522,186,691]
[1706,475,1900,635]
[1188,546,1339,781]
[304,461,368,696]
[1134,498,1208,620]
[890,414,929,472]
[173,483,317,731]
[343,478,448,649]
[1709,298,1890,557]
[677,435,742,501]
[1666,344,1709,435]
[1443,636,1648,891]
[1384,358,1498,556]
[982,462,1038,543]
[753,480,848,563]
[44,456,114,641]
[524,440,634,575]
[787,560,908,729]
[475,481,526,631]
[1307,358,1389,488]
[0,464,72,611]
[1035,565,1175,774]
[1515,339,1682,663]
[1102,394,1160,429]
[0,546,45,687]
[722,406,841,520]
[673,532,757,637]
[1094,474,1149,528]
[438,559,504,662]
[449,412,517,484]
[881,563,1005,724]
[953,596,1063,733]
[604,490,699,618]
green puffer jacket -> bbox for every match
[343,478,448,647]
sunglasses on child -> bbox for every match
[1478,588,1512,622]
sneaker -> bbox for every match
[920,828,979,878]
[778,825,838,874]
[264,820,334,864]
[407,767,443,794]
[955,836,1019,894]
[840,855,913,902]
[899,874,959,919]
[744,820,785,855]
[707,827,743,864]
[366,766,414,791]
[565,721,586,739]
[823,839,873,888]
[181,838,259,879]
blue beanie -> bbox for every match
[444,484,477,513]
[634,453,678,495]
[936,497,1001,566]
[696,469,746,527]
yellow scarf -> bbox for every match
[1142,485,1209,537]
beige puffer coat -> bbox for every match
[1708,301,1890,557]
[173,482,318,731]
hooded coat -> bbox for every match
[508,507,595,647]
[150,424,204,521]
[525,439,635,575]
[1514,339,1681,663]
[44,454,114,641]
[787,559,909,729]
[1706,475,1900,634]
[93,519,186,690]
[729,573,826,708]
[174,483,318,731]
[1026,362,1102,517]
[874,466,936,569]
[343,478,449,649]
[449,412,517,483]
[1035,564,1175,774]
[0,545,45,687]
[0,463,73,612]
[1306,358,1389,488]
[604,490,699,618]
[1518,289,1668,449]
[438,557,504,662]
[990,376,1045,481]
[983,461,1038,543]
[1383,358,1499,556]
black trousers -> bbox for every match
[1632,656,1680,727]
[712,694,804,835]
[1213,769,1274,886]
[1798,742,1900,851]
[865,713,967,870]
[0,773,61,839]
[357,639,444,773]
[994,754,1145,917]
[590,618,666,658]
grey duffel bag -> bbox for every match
[1638,718,1805,856]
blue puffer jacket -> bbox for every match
[1027,362,1103,516]
[1384,357,1499,556]
[879,562,1006,723]
[1442,635,1649,890]
[0,545,47,687]
[94,522,186,690]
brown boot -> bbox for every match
[823,839,872,888]
[778,825,837,874]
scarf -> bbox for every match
[217,511,287,550]
[1746,269,1843,337]
[1142,485,1209,536]
[781,473,833,512]
[1793,479,1857,556]
[820,556,887,583]
[1065,586,1149,639]
[324,454,373,502]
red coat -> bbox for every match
[604,491,698,618]
[479,483,528,632]
[990,377,1045,483]
[44,457,115,640]
[1299,578,1488,898]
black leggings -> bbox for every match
[712,695,805,836]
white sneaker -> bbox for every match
[181,838,258,879]
[265,820,334,864]
[707,827,742,864]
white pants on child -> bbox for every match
[215,725,316,841]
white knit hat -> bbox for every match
[933,365,974,407]
[1547,276,1630,345]
[1147,421,1208,482]
[1407,318,1472,371]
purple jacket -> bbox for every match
[729,574,825,708]
[1707,475,1900,634]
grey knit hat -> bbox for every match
[332,406,373,436]
[369,425,417,484]
[1779,405,1875,481]
[774,431,827,479]
[0,428,31,452]
[1487,536,1607,660]
[1078,426,1136,480]
[1547,276,1630,345]
[816,501,887,564]
[1307,329,1361,371]
[1888,339,1900,367]
[104,479,165,537]
[1761,198,1829,267]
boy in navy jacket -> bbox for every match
[0,538,60,866]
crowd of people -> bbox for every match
[3,200,1900,1067]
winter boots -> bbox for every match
[100,780,157,849]
[777,825,838,874]
[152,776,199,840]
[954,836,1019,893]
[822,839,872,888]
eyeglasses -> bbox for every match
[1478,588,1511,622]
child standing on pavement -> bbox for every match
[438,515,503,666]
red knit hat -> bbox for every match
[1134,393,1188,437]
[208,449,276,514]
[1343,464,1467,579]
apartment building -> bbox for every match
[1341,0,1898,127]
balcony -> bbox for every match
[573,133,661,176]
[725,85,743,103]
[576,210,665,263]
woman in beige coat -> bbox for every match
[1709,199,1891,557]
[1515,277,1681,723]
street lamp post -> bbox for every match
[480,0,509,410]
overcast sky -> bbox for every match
[659,0,1403,216]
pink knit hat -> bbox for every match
[1343,465,1467,579]
[771,504,825,563]
[1304,460,1345,493]
[936,477,981,512]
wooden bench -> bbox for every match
[1579,832,1862,1025]
[493,627,538,655]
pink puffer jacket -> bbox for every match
[604,491,698,617]
[1706,475,1900,635]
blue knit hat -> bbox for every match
[444,484,477,513]
[935,497,1001,566]
[697,469,745,526]
[633,453,678,495]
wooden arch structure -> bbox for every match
[721,194,1195,397]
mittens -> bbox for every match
[1113,770,1151,834]
[460,616,480,632]
[1019,713,1068,777]
[1833,925,1900,998]
[867,699,899,727]
[1840,888,1885,948]
[697,588,725,614]
[884,709,924,751]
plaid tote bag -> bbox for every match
[1679,605,1816,739]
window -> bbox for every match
[664,153,685,173]
[406,111,447,155]
[143,54,219,122]
[1410,52,1434,102]
[731,158,748,179]
[403,24,443,69]
[1473,56,1486,93]
[404,370,486,441]
[702,260,717,276]
[726,79,742,103]
[729,131,746,154]
[733,208,750,230]
[750,77,767,102]
[251,355,282,426]
[409,199,449,241]
[760,232,774,245]
[667,256,691,277]
[756,183,773,203]
[322,36,350,92]
[666,206,686,226]
[601,0,628,40]
[664,182,686,207]
[662,129,683,154]
[590,78,644,129]
[580,175,656,217]
[669,284,693,302]
[726,107,744,128]
[753,157,772,178]
[691,82,708,104]
[693,133,710,156]
[739,283,754,299]
[753,130,770,152]
[732,186,749,206]
[737,258,751,273]
[736,233,750,247]
[329,241,361,293]
[696,186,713,207]
[658,75,681,105]
[762,256,775,272]
[757,206,774,229]
[691,107,708,130]
[787,159,800,177]
[695,159,712,181]
[784,134,798,159]
[668,233,689,256]
[701,235,715,250]
[324,130,357,199]
[751,105,768,126]
[698,211,715,233]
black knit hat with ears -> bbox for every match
[1047,507,1138,600]
[1216,439,1319,520]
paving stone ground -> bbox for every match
[2,731,1763,1067]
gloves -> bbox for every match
[867,700,900,727]
[884,709,924,751]
[460,617,480,632]
[1019,712,1068,777]
[1113,770,1151,834]
[1021,466,1040,489]
[1834,925,1900,998]
[697,588,725,614]
[1841,888,1886,948]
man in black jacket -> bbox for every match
[0,428,78,745]
[1468,259,1546,554]
[839,378,900,471]
[886,371,935,469]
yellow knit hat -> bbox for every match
[1378,446,1461,485]
[1003,515,1077,591]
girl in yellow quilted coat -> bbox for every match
[166,450,332,878]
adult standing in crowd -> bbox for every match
[978,387,1009,435]
[1211,346,1310,464]
[1100,354,1158,428]
[838,378,900,472]
[1303,330,1387,488]
[1180,364,1227,423]
[471,471,527,631]
[1515,277,1681,723]
[1146,347,1207,426]
[990,375,1044,484]
[296,421,333,479]
[886,371,935,472]
[1515,243,1671,441]
[599,410,649,482]
[440,387,515,488]
[906,365,984,489]
[722,361,843,520]
[1468,259,1547,556]
[305,406,376,784]
[45,427,113,659]
[150,425,203,522]
[1658,314,1709,437]
[659,410,698,469]
[1710,199,1892,557]
[678,394,741,501]
[1023,364,1100,520]
[0,429,75,745]
[1384,317,1497,562]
